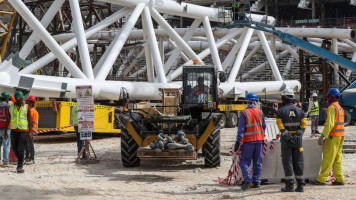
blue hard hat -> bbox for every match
[246,93,259,101]
[327,88,340,97]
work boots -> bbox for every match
[241,182,253,191]
[295,179,305,192]
[281,185,294,192]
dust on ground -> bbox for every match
[1,121,356,200]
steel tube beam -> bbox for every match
[241,43,262,67]
[95,4,145,81]
[222,36,244,70]
[227,28,254,83]
[203,16,223,73]
[242,50,289,80]
[167,29,243,82]
[20,7,132,74]
[151,8,202,64]
[142,6,166,83]
[332,38,340,85]
[142,11,154,82]
[257,30,283,81]
[19,0,65,59]
[164,19,201,73]
[69,0,94,79]
[9,0,87,79]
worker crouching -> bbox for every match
[234,93,266,191]
[276,88,306,192]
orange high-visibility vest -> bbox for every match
[241,108,265,142]
[328,103,344,137]
[194,85,208,95]
[30,107,39,132]
[0,105,10,128]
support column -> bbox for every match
[21,7,131,75]
[95,3,145,81]
[143,6,166,83]
[332,38,339,85]
[164,19,201,74]
[203,16,223,73]
[227,27,254,83]
[9,0,87,79]
[69,0,94,79]
[257,30,283,81]
[142,10,154,82]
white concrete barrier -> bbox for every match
[261,119,323,183]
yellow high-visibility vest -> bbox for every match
[10,104,28,130]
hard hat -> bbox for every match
[246,93,259,101]
[312,93,318,97]
[14,90,24,99]
[327,88,340,97]
[1,91,10,99]
[281,88,294,96]
[27,95,36,103]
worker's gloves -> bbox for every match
[234,142,241,152]
[318,134,325,146]
[296,129,305,136]
[281,129,292,141]
[289,135,302,148]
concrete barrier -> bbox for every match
[261,119,323,183]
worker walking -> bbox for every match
[234,93,266,191]
[4,91,32,173]
[311,88,345,185]
[72,105,84,155]
[276,88,307,192]
[25,95,38,165]
[307,93,320,135]
[0,92,11,167]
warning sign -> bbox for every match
[84,90,91,96]
[76,85,94,140]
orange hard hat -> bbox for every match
[27,95,36,103]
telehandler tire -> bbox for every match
[203,128,221,167]
[121,129,140,167]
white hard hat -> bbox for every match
[281,88,294,96]
[312,93,318,97]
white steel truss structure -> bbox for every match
[0,0,355,101]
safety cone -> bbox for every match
[9,147,18,164]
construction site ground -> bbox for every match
[1,120,356,200]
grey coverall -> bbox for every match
[276,103,307,187]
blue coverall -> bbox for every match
[236,105,266,184]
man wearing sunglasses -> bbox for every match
[4,91,32,173]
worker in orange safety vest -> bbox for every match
[25,95,38,165]
[234,93,266,191]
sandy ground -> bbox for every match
[1,121,356,200]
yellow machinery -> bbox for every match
[35,101,120,134]
[0,1,16,61]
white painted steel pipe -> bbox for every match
[203,16,223,73]
[151,8,202,64]
[257,30,283,81]
[69,0,94,79]
[227,28,254,83]
[167,29,244,82]
[95,4,145,81]
[242,50,289,80]
[164,19,201,74]
[19,0,65,59]
[142,6,166,83]
[20,7,132,74]
[0,67,300,100]
[142,12,154,82]
[9,0,87,79]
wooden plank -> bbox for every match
[137,148,197,160]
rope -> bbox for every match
[35,125,75,135]
[215,139,271,185]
